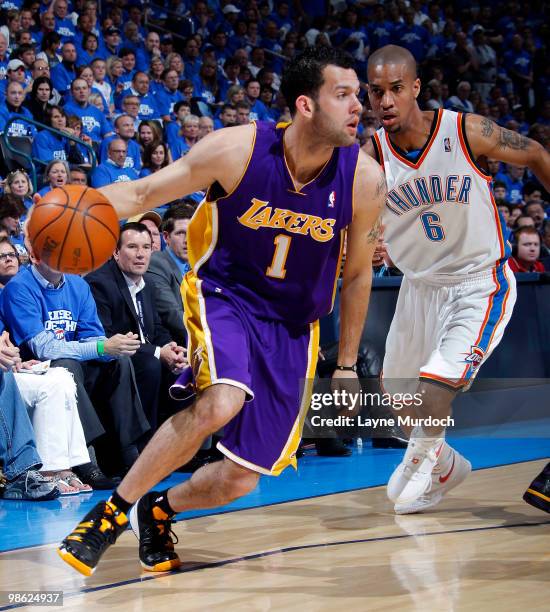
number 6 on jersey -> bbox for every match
[420,212,445,242]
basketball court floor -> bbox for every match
[1,433,549,611]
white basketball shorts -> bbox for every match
[382,263,516,391]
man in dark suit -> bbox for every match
[86,223,187,432]
[145,203,195,347]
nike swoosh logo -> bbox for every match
[439,454,455,484]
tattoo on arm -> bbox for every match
[497,127,529,151]
[481,117,495,138]
[366,216,381,244]
[375,172,387,200]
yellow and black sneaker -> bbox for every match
[57,500,128,576]
[523,462,550,513]
[129,491,182,572]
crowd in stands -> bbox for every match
[0,0,549,499]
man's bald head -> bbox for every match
[367,45,417,81]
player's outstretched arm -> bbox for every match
[99,125,256,219]
[336,151,386,368]
[465,114,550,192]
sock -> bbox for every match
[109,490,132,515]
[151,489,176,517]
[433,440,454,474]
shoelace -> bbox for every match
[142,518,179,548]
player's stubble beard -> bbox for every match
[311,103,356,148]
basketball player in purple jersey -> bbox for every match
[363,45,550,515]
[58,47,387,576]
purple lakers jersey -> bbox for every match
[187,121,359,323]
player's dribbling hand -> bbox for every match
[104,332,141,356]
[331,369,362,418]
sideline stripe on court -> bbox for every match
[1,518,550,611]
[1,457,548,556]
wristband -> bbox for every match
[97,340,105,356]
[335,364,357,372]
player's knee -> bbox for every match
[194,386,246,434]
[220,465,259,502]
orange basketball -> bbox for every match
[27,185,120,274]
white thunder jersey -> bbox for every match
[373,109,511,280]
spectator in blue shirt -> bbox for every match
[445,81,475,114]
[32,105,70,163]
[37,160,71,197]
[170,114,199,161]
[63,78,113,143]
[135,32,161,72]
[121,71,160,121]
[495,164,526,204]
[392,7,430,62]
[53,0,76,43]
[50,41,78,94]
[155,69,184,123]
[504,34,533,104]
[73,13,97,52]
[115,48,137,100]
[211,29,232,66]
[219,57,242,101]
[91,138,139,188]
[183,38,202,80]
[139,142,169,178]
[0,59,28,101]
[0,81,36,138]
[192,60,220,104]
[99,114,142,172]
[77,32,103,67]
[0,32,9,80]
[245,78,269,121]
[102,26,122,58]
[368,4,394,51]
[213,103,237,129]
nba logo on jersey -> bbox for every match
[444,137,452,152]
[328,191,336,208]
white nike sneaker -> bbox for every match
[387,435,442,505]
[394,451,472,515]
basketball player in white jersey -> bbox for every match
[363,45,550,514]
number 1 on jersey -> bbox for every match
[266,234,291,279]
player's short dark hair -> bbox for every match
[367,44,418,80]
[117,222,152,249]
[280,46,355,116]
[162,203,196,233]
